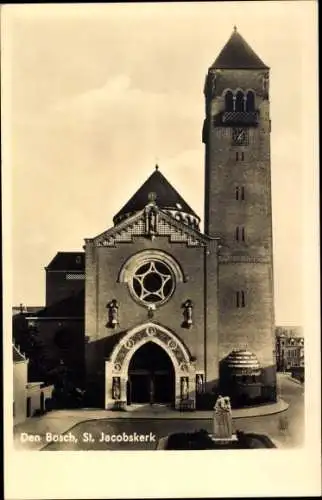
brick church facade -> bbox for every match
[20,29,277,409]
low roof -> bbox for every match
[46,252,85,271]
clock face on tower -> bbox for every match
[232,128,248,145]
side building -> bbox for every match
[275,326,304,372]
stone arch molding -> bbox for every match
[110,322,193,377]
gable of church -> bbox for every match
[88,208,209,248]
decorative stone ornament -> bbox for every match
[196,373,204,394]
[180,376,189,400]
[107,299,119,328]
[182,299,193,328]
[146,326,156,337]
[112,377,121,400]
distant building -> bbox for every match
[13,344,54,425]
[275,326,303,339]
[275,327,304,371]
[12,305,43,316]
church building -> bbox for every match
[22,29,277,410]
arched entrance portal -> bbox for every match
[105,322,197,410]
[127,342,175,405]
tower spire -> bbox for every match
[210,29,268,69]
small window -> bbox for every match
[225,91,234,112]
[246,91,255,112]
[236,151,239,161]
[236,290,246,308]
[235,226,245,241]
[235,187,245,201]
[241,152,245,161]
[235,90,245,112]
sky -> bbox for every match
[2,2,318,325]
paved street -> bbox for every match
[41,375,303,451]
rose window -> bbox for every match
[131,260,174,305]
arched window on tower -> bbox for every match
[224,91,234,112]
[235,90,245,112]
[246,91,255,112]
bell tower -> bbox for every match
[203,28,276,399]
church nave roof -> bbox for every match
[113,166,200,227]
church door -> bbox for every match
[127,342,175,405]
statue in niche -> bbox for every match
[196,374,204,394]
[182,299,193,328]
[213,395,233,440]
[112,377,121,400]
[107,299,119,328]
[181,377,189,400]
[145,192,158,237]
[148,207,158,235]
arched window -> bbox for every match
[235,90,245,112]
[246,91,255,112]
[224,91,234,111]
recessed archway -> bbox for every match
[127,341,175,405]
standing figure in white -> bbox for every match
[213,395,233,439]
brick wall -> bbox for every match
[46,271,84,307]
[85,235,211,379]
[204,67,276,390]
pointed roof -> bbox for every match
[113,166,199,224]
[211,27,268,70]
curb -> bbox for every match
[287,376,304,386]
